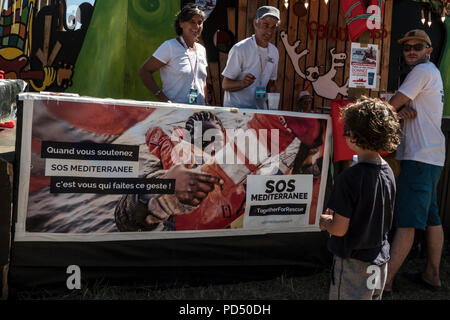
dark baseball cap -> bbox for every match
[398,29,432,46]
[256,6,280,21]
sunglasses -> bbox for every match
[402,43,429,52]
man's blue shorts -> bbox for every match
[394,160,443,230]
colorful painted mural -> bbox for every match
[67,0,180,100]
[0,0,94,92]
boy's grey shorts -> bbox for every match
[329,256,388,300]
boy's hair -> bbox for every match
[340,96,400,152]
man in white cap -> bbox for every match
[384,29,445,297]
[221,6,280,109]
[296,90,314,112]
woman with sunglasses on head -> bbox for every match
[139,4,208,105]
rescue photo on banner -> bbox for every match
[14,93,332,242]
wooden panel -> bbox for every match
[237,0,247,42]
[336,0,347,92]
[305,0,319,106]
[321,0,341,112]
[380,0,394,92]
[274,0,288,107]
[246,0,258,38]
[314,0,330,108]
[326,0,340,72]
[367,5,380,99]
[257,0,267,8]
[209,62,221,106]
[214,6,237,106]
[219,52,227,91]
[268,0,279,47]
[290,31,301,111]
[282,1,298,111]
[200,34,217,106]
[205,65,214,106]
[295,1,309,111]
[227,7,236,39]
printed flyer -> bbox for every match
[349,43,379,89]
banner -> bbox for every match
[15,94,331,242]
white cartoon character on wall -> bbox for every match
[280,31,348,100]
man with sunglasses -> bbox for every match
[384,29,446,297]
[221,6,280,109]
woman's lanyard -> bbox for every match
[179,36,199,90]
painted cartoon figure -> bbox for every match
[281,30,348,100]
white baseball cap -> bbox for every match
[256,6,280,21]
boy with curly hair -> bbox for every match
[320,97,401,300]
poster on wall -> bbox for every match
[349,43,379,89]
[14,94,331,242]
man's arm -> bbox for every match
[389,91,417,119]
[319,208,350,237]
[389,91,409,111]
[222,74,256,92]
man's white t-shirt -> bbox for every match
[153,38,208,105]
[222,35,279,109]
[396,61,445,166]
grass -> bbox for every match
[12,251,450,300]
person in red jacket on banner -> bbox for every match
[114,111,323,231]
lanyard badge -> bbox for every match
[255,86,266,100]
[189,88,199,104]
[180,36,200,104]
[253,36,269,101]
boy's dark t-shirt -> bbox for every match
[326,161,395,265]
